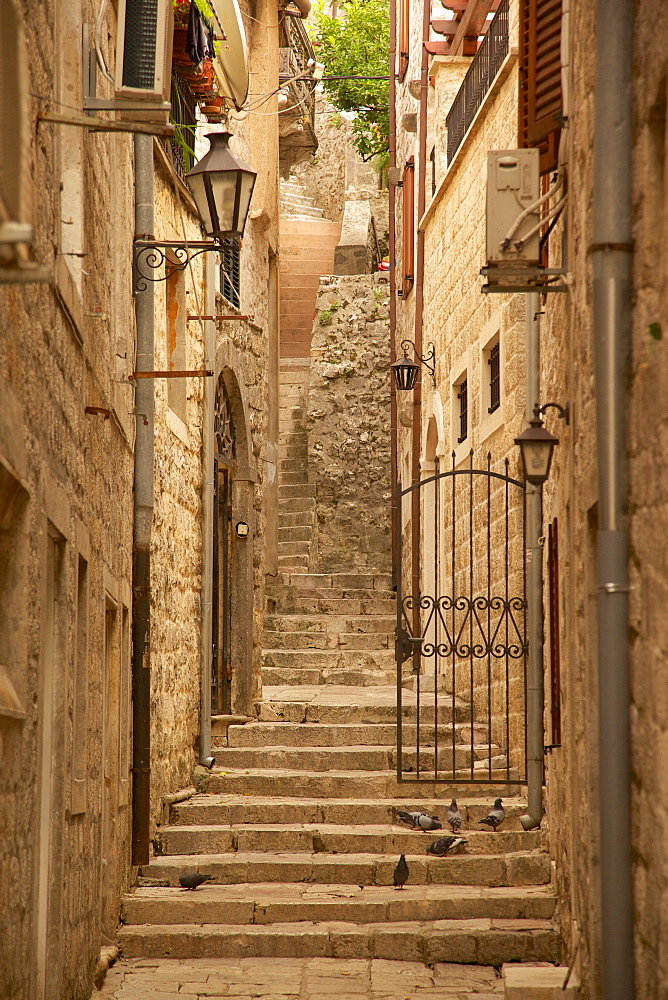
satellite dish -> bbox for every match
[213,0,249,109]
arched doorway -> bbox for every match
[212,375,236,714]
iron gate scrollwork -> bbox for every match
[396,451,527,784]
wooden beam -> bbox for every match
[430,18,458,35]
[449,0,495,56]
[424,41,452,56]
[37,111,175,138]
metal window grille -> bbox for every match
[488,343,500,413]
[446,0,509,164]
[457,379,468,442]
[169,70,198,181]
[220,239,241,308]
[429,145,436,196]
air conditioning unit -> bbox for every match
[486,149,540,266]
[115,0,174,109]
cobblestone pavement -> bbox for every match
[95,957,504,999]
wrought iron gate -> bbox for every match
[396,452,527,784]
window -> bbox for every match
[429,145,436,196]
[519,0,563,174]
[401,158,415,298]
[169,70,197,181]
[220,238,241,309]
[457,379,468,443]
[488,342,500,413]
[398,0,410,82]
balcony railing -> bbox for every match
[446,0,509,164]
[278,13,318,174]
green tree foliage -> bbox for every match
[311,0,389,159]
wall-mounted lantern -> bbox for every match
[390,339,436,391]
[514,403,568,485]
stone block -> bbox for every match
[502,964,579,998]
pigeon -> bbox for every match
[479,798,505,831]
[393,854,409,889]
[447,798,462,834]
[426,835,468,856]
[179,873,214,890]
[395,809,442,832]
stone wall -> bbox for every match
[306,273,392,573]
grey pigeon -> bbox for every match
[479,798,505,831]
[395,809,442,832]
[447,798,462,834]
[426,835,468,856]
[179,873,213,890]
[393,854,409,889]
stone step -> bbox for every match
[261,631,392,651]
[264,615,396,634]
[118,916,560,963]
[278,541,311,556]
[226,721,486,748]
[279,483,316,498]
[122,882,555,927]
[258,684,471,725]
[277,556,310,570]
[211,744,505,774]
[171,794,531,830]
[277,499,316,515]
[279,446,308,461]
[262,649,394,670]
[260,666,396,688]
[281,458,311,472]
[155,824,539,858]
[279,471,310,485]
[277,512,315,530]
[281,572,393,590]
[140,849,550,888]
[267,597,395,616]
[278,526,313,543]
[199,767,521,799]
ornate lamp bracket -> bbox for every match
[400,338,436,387]
[132,239,235,295]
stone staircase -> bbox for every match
[279,177,341,359]
[118,676,559,962]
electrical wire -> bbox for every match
[513,192,568,249]
[501,167,565,248]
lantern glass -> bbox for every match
[186,132,257,239]
[515,418,559,486]
[390,356,420,391]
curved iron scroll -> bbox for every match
[132,240,222,294]
[400,593,527,660]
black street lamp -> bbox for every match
[132,132,257,294]
[186,132,257,240]
[390,339,436,391]
[514,403,568,485]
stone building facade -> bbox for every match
[392,0,668,995]
[0,0,299,994]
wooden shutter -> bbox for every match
[401,158,414,298]
[398,0,410,82]
[519,0,562,174]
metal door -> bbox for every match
[396,451,527,784]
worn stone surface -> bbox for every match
[307,274,392,573]
[95,957,505,998]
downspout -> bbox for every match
[389,0,397,586]
[592,0,635,996]
[410,0,430,609]
[520,294,544,830]
[131,133,155,867]
[199,254,215,763]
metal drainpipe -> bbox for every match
[131,133,155,867]
[389,0,397,587]
[520,293,544,831]
[592,0,635,996]
[199,254,215,764]
[410,0,431,617]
